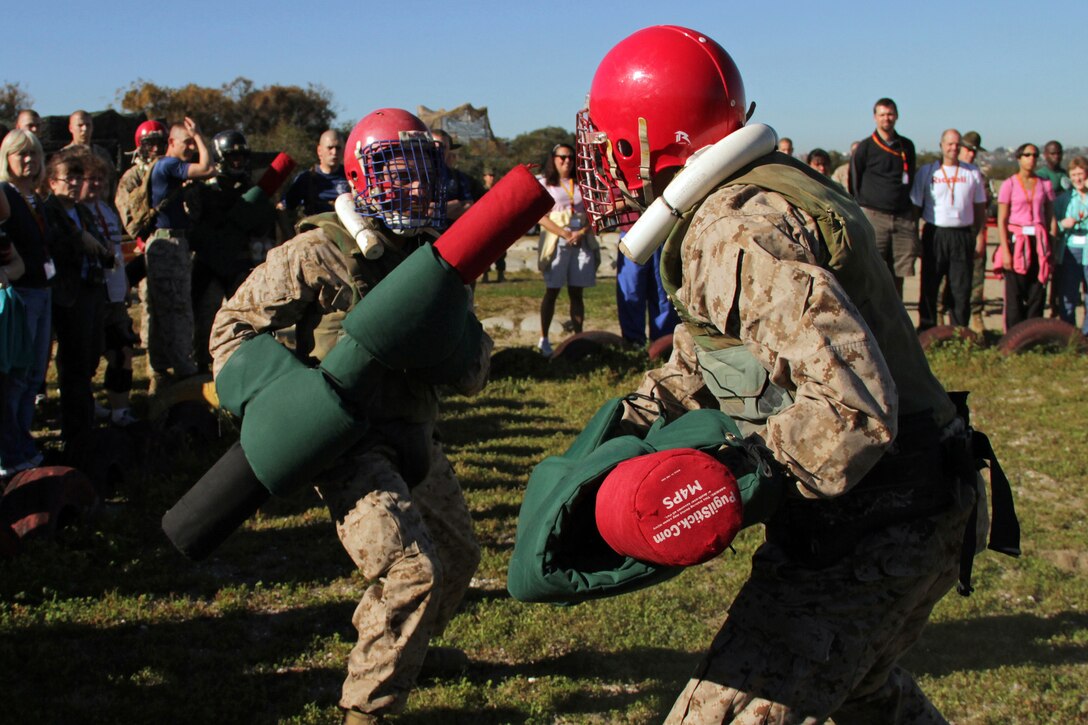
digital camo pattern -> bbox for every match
[316,440,480,714]
[665,482,973,724]
[210,227,357,375]
[210,224,487,716]
[644,183,898,499]
[144,231,196,376]
[630,182,970,723]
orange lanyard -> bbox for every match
[563,179,575,205]
[871,132,908,177]
[939,164,960,206]
[1014,174,1036,210]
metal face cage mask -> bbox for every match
[352,131,448,233]
[576,108,646,233]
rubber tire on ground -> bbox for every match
[0,467,98,543]
[550,331,626,363]
[917,325,981,351]
[647,333,674,362]
[996,318,1088,355]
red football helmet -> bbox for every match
[576,26,747,232]
[134,120,166,149]
[344,108,448,233]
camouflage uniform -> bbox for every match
[210,223,488,717]
[624,183,974,724]
[115,158,153,350]
[145,228,198,378]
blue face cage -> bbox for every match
[353,131,449,232]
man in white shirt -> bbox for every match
[911,129,987,329]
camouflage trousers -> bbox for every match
[145,231,197,377]
[315,437,481,716]
[664,480,976,725]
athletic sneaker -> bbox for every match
[538,337,553,358]
[111,408,140,427]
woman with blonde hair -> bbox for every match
[0,130,52,476]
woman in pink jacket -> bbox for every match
[996,143,1056,330]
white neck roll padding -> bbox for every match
[335,192,385,259]
[618,123,778,265]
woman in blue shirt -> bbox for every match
[1055,156,1088,332]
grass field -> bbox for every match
[2,275,1086,723]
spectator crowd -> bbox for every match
[0,103,1084,479]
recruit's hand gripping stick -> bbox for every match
[162,165,553,560]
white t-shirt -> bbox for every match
[910,161,986,227]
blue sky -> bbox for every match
[6,0,1085,154]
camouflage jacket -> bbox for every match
[209,222,493,426]
[641,183,899,499]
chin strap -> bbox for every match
[601,134,647,217]
[638,117,655,205]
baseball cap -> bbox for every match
[594,448,743,567]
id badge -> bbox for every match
[1070,235,1086,247]
[1022,225,1036,236]
[43,259,56,280]
[902,172,910,185]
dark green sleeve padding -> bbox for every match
[216,333,306,418]
[411,311,484,387]
[317,335,380,402]
[507,398,682,605]
[238,367,368,496]
[507,401,784,605]
[340,244,471,371]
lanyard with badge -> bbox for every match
[871,132,909,185]
[939,163,961,206]
[564,179,584,231]
[25,193,56,280]
[1068,190,1087,248]
[1014,174,1038,236]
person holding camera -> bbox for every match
[40,148,113,449]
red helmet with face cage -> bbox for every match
[344,108,448,232]
[576,26,747,232]
[134,120,167,149]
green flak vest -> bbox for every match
[506,397,782,605]
[296,213,438,428]
[660,152,955,429]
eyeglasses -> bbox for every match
[554,154,573,161]
[53,176,84,185]
[1020,152,1039,158]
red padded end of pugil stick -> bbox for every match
[256,153,297,196]
[433,164,554,283]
